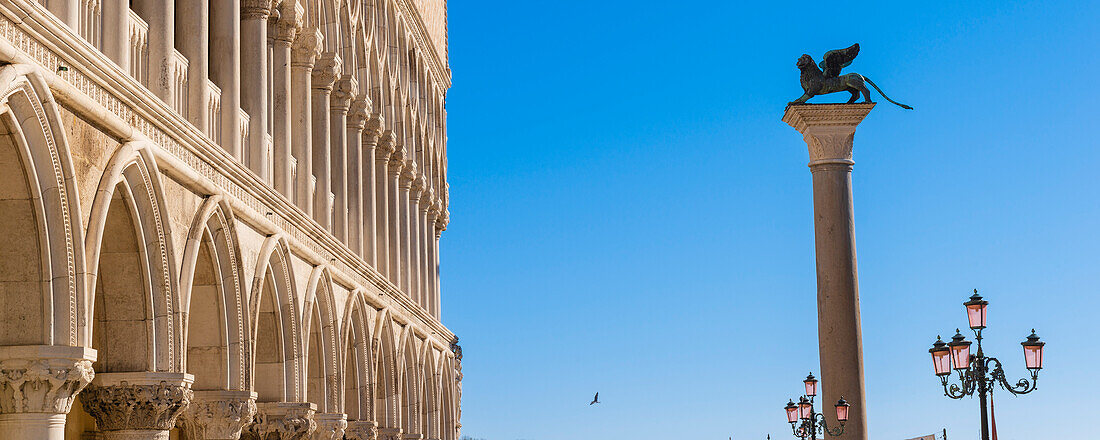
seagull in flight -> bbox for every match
[589,392,599,405]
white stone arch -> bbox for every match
[84,139,183,373]
[0,65,86,348]
[302,265,341,411]
[340,289,375,421]
[249,235,303,402]
[420,346,441,440]
[373,309,401,431]
[398,326,422,435]
[179,195,251,390]
[439,354,457,440]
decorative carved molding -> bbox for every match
[177,390,257,440]
[782,104,874,166]
[79,373,194,432]
[311,53,341,91]
[311,413,348,440]
[344,421,378,440]
[242,402,316,440]
[290,27,323,68]
[0,346,96,415]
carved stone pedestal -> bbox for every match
[241,401,316,440]
[0,345,97,440]
[344,420,378,440]
[311,412,347,440]
[177,390,257,439]
[80,372,195,440]
[783,103,874,440]
[376,427,403,440]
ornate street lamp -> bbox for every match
[927,290,1046,440]
[782,373,848,440]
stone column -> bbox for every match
[80,372,194,440]
[330,76,357,243]
[344,420,377,440]
[290,27,321,215]
[210,0,242,158]
[46,0,81,31]
[398,161,417,293]
[360,117,384,266]
[132,0,174,102]
[311,412,347,440]
[178,390,257,440]
[783,103,874,440]
[433,211,447,317]
[176,0,209,131]
[311,53,340,229]
[346,99,371,256]
[270,1,302,198]
[240,0,272,180]
[377,427,403,440]
[101,0,130,71]
[408,175,425,304]
[386,148,407,287]
[242,402,315,440]
[423,198,438,315]
[0,346,96,440]
[374,131,397,277]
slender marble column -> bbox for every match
[408,175,425,304]
[347,99,371,255]
[330,76,357,242]
[422,196,437,315]
[344,420,378,440]
[241,402,316,440]
[290,27,321,215]
[176,0,209,132]
[374,131,396,277]
[783,103,874,440]
[398,161,417,293]
[270,1,302,198]
[210,0,242,158]
[46,0,81,30]
[435,210,448,316]
[80,372,194,440]
[178,390,257,440]
[386,147,407,287]
[311,53,340,229]
[132,0,175,102]
[0,346,96,440]
[360,117,385,267]
[240,0,272,180]
[101,0,130,71]
[310,413,347,440]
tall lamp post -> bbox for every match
[927,290,1046,440]
[783,373,850,440]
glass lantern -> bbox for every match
[947,329,972,370]
[1021,329,1045,370]
[785,400,799,424]
[804,373,818,397]
[834,397,850,423]
[964,290,988,330]
[928,336,952,376]
[798,397,812,420]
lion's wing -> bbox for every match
[819,43,860,78]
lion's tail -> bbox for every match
[863,76,913,110]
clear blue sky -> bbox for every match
[440,1,1099,439]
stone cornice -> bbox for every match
[394,0,450,89]
[0,1,456,343]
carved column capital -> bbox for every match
[271,1,304,43]
[388,147,408,176]
[178,390,257,440]
[348,99,373,130]
[782,103,874,167]
[399,161,418,188]
[332,76,359,111]
[291,27,324,68]
[310,412,347,440]
[435,210,449,232]
[375,130,397,160]
[419,186,435,213]
[79,372,194,435]
[311,53,342,91]
[377,427,403,440]
[344,420,378,440]
[241,0,274,19]
[411,173,427,198]
[243,402,316,440]
[0,346,96,415]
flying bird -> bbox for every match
[589,392,599,405]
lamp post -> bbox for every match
[927,290,1046,440]
[783,373,850,440]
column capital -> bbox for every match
[271,1,305,43]
[311,412,348,440]
[344,420,378,440]
[244,401,316,440]
[399,161,418,187]
[0,345,96,415]
[435,209,449,232]
[782,103,874,167]
[311,53,342,91]
[178,390,257,440]
[348,98,373,130]
[332,76,359,111]
[418,186,435,212]
[79,372,194,434]
[375,129,396,157]
[377,427,403,440]
[242,0,274,19]
[291,27,324,68]
[411,173,427,197]
[388,147,408,176]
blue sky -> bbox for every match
[440,1,1099,439]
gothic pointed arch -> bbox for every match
[0,65,87,348]
[341,289,375,422]
[180,195,250,391]
[399,325,422,435]
[439,354,457,440]
[373,309,401,432]
[303,265,341,412]
[84,139,183,373]
[250,235,303,402]
[421,346,440,440]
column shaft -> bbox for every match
[330,77,356,243]
[101,0,130,70]
[347,100,370,255]
[290,27,320,215]
[360,120,383,267]
[311,53,340,229]
[387,151,406,287]
[241,3,271,181]
[132,0,174,101]
[270,12,297,198]
[210,0,242,158]
[375,134,395,276]
[176,0,209,132]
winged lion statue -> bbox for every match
[788,43,912,110]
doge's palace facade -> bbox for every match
[0,0,459,438]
